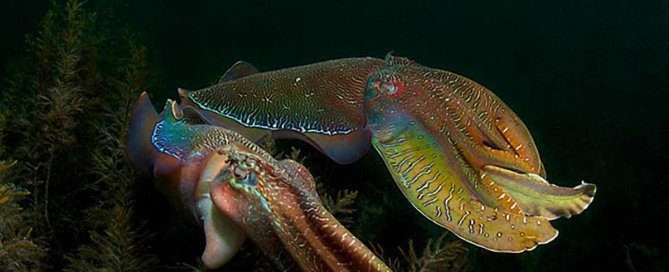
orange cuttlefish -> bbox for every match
[176,54,597,253]
[127,93,391,271]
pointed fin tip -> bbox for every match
[178,88,189,99]
[219,61,259,83]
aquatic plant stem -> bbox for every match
[44,150,54,230]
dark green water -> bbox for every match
[2,1,667,271]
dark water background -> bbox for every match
[2,1,668,271]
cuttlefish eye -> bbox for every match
[226,155,259,187]
[365,74,406,100]
[239,172,257,186]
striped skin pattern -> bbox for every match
[210,146,392,272]
[183,57,385,164]
[146,98,390,271]
[188,58,384,135]
[364,56,596,252]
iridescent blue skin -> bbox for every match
[151,108,198,159]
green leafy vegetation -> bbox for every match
[0,160,47,272]
[1,1,158,271]
[373,234,470,272]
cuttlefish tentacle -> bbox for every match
[181,57,386,164]
[481,165,595,220]
[209,148,391,272]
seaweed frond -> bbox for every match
[373,233,470,272]
[64,206,157,272]
[275,146,307,164]
[0,160,47,271]
[1,2,100,258]
[320,188,359,226]
[64,30,158,272]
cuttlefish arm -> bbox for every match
[207,145,392,272]
[180,57,386,164]
[363,56,596,252]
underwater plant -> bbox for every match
[0,111,47,272]
[373,233,469,272]
[1,0,97,267]
[1,1,159,270]
[64,33,159,272]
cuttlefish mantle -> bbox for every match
[179,57,386,164]
[176,55,596,253]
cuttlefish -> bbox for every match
[178,54,597,253]
[127,93,391,271]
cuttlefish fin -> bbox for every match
[181,81,373,164]
[177,88,271,143]
[273,129,372,164]
[480,165,596,220]
[372,118,557,252]
[219,61,259,83]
